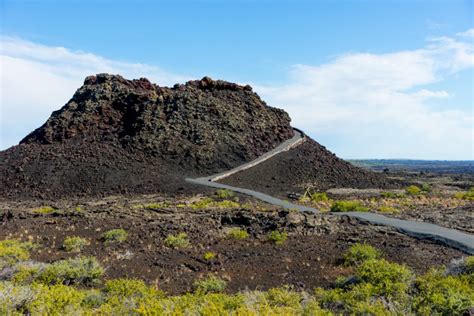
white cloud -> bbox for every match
[1,33,473,160]
[0,37,190,149]
[254,30,474,160]
[411,89,449,98]
[457,28,474,38]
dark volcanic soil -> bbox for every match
[387,204,474,234]
[0,141,210,200]
[0,196,465,295]
[220,138,401,198]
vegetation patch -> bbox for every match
[454,187,474,200]
[35,256,104,286]
[62,236,90,253]
[164,233,190,249]
[203,251,216,261]
[405,185,422,196]
[298,190,333,211]
[421,183,431,193]
[356,258,413,299]
[227,228,249,240]
[33,206,61,215]
[300,190,330,203]
[380,191,404,198]
[143,202,169,210]
[343,243,380,266]
[102,229,128,244]
[0,239,36,268]
[0,247,472,315]
[330,200,369,212]
[104,278,163,299]
[463,256,474,274]
[190,197,240,210]
[28,283,87,315]
[412,268,473,315]
[215,189,235,199]
[193,275,228,294]
[12,262,43,284]
[267,230,288,245]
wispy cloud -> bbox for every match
[0,37,190,149]
[254,30,473,159]
[457,28,474,38]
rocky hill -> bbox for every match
[21,74,294,171]
[0,74,397,199]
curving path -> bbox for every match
[186,129,474,254]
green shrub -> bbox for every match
[330,200,369,212]
[343,243,380,266]
[227,228,249,240]
[33,206,57,214]
[134,292,247,314]
[0,281,36,314]
[421,183,431,192]
[463,256,474,274]
[203,251,216,261]
[310,192,329,202]
[0,239,36,268]
[454,187,474,200]
[81,289,105,309]
[315,285,391,314]
[405,185,421,196]
[380,191,404,198]
[190,197,214,209]
[102,229,128,244]
[264,286,302,308]
[164,233,190,249]
[12,262,43,284]
[191,197,240,209]
[316,258,413,313]
[267,231,288,245]
[4,240,473,315]
[62,236,89,253]
[464,188,474,200]
[29,283,86,315]
[74,206,84,213]
[412,268,474,315]
[215,189,235,199]
[194,275,227,294]
[36,256,104,285]
[104,278,163,299]
[356,259,413,299]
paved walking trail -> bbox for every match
[186,129,474,254]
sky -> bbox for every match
[0,0,473,160]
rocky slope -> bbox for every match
[21,74,294,171]
[220,138,400,197]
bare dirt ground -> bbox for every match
[0,193,466,295]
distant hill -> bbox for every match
[349,159,474,174]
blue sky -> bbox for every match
[1,0,473,159]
